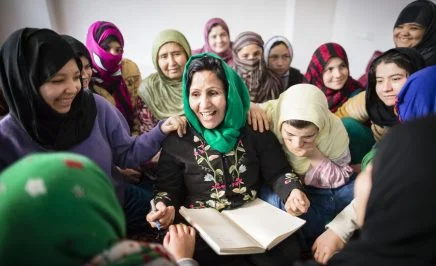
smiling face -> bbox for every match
[80,56,92,89]
[393,23,425,48]
[281,122,319,157]
[158,42,188,80]
[189,70,227,129]
[268,43,291,76]
[237,44,263,61]
[39,59,81,114]
[208,25,230,54]
[322,57,349,90]
[375,62,409,106]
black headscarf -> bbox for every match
[0,28,96,150]
[329,115,436,266]
[366,48,425,127]
[395,0,436,66]
[61,34,92,65]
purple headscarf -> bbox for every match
[192,18,234,67]
[86,21,134,127]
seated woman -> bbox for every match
[137,29,191,134]
[264,35,304,90]
[192,17,234,67]
[86,21,141,134]
[259,84,355,251]
[304,42,362,113]
[393,0,436,66]
[147,53,309,266]
[232,31,283,103]
[0,152,198,266]
[329,115,436,265]
[0,28,186,236]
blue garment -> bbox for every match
[397,65,436,122]
[260,174,355,251]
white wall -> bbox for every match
[1,0,433,79]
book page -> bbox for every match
[222,198,306,249]
[179,207,264,255]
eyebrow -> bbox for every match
[376,73,406,79]
[283,130,316,138]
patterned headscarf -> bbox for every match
[304,42,361,112]
[394,0,436,66]
[396,66,436,122]
[262,84,349,175]
[0,153,125,265]
[232,31,282,103]
[183,53,250,153]
[86,21,134,127]
[192,18,234,67]
[138,29,191,120]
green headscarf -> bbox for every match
[0,153,125,265]
[138,29,191,120]
[182,53,250,153]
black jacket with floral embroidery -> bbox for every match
[154,125,303,211]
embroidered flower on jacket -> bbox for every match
[25,178,47,197]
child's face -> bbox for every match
[281,123,319,157]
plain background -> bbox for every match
[1,0,433,79]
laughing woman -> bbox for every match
[147,53,309,266]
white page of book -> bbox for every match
[180,207,261,251]
[222,198,305,249]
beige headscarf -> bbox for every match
[262,84,349,175]
[138,29,191,120]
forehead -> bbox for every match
[396,22,425,28]
[376,62,408,77]
[209,25,227,35]
[158,42,184,54]
[325,57,346,68]
[270,43,290,55]
[191,70,224,89]
[107,41,121,48]
[281,122,318,136]
[238,44,262,54]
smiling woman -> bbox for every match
[394,0,436,66]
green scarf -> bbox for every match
[138,29,191,120]
[182,53,250,153]
[0,153,125,265]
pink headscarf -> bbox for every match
[192,18,234,67]
[86,21,134,127]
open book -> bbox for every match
[179,198,305,255]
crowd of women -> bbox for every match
[1,0,436,265]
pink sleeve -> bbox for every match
[304,149,353,188]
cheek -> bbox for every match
[158,60,166,72]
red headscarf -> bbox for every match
[304,42,361,112]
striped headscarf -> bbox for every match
[304,42,361,112]
[232,31,282,103]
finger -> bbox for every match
[247,109,252,125]
[321,252,329,265]
[189,226,196,237]
[252,111,258,131]
[163,231,170,247]
[262,112,270,131]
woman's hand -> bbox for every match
[163,224,196,260]
[285,188,310,216]
[312,228,345,265]
[146,201,175,229]
[160,115,187,137]
[247,102,269,132]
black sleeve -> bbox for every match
[251,128,304,202]
[154,147,185,209]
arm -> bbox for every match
[304,148,353,188]
[325,200,358,242]
[334,91,368,122]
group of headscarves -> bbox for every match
[232,31,283,103]
[0,28,96,150]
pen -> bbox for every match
[150,199,161,230]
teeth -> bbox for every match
[201,111,214,118]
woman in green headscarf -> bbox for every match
[0,152,198,265]
[137,29,192,133]
[146,53,309,266]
